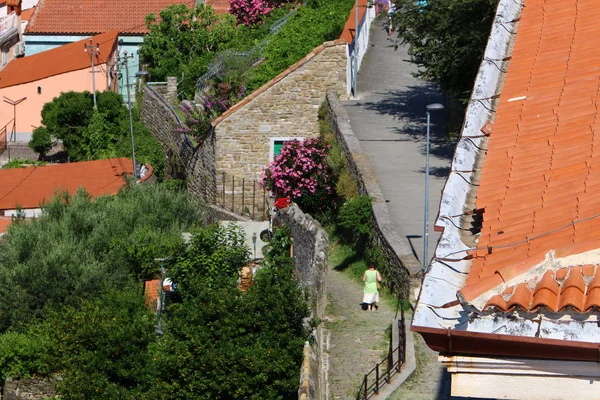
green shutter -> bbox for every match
[273,141,284,158]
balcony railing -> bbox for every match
[0,12,18,46]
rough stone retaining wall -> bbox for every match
[276,204,328,400]
[326,90,420,296]
[213,41,348,184]
[140,84,216,203]
[2,377,57,399]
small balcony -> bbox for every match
[0,12,18,47]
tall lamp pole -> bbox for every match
[423,103,444,273]
[122,50,138,178]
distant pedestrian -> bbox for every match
[362,263,382,311]
[388,1,396,36]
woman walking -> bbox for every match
[363,263,382,311]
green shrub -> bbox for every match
[28,127,52,157]
[0,329,52,382]
[338,195,373,254]
[336,169,359,200]
[1,159,48,169]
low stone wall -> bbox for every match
[326,91,420,296]
[140,84,216,203]
[2,377,57,399]
[276,204,328,400]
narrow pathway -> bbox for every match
[325,251,398,399]
[338,17,453,399]
[343,18,452,266]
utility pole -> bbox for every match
[121,50,137,178]
[84,39,100,108]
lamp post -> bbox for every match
[423,103,444,273]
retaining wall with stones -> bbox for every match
[2,377,57,399]
[276,204,328,400]
[213,41,348,185]
[140,84,216,203]
[326,90,420,297]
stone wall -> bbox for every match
[213,41,348,185]
[2,377,57,399]
[276,204,328,400]
[140,84,216,203]
[326,91,420,296]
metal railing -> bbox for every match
[357,307,406,400]
[0,12,18,46]
[215,171,269,221]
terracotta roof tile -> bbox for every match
[205,0,230,14]
[483,265,600,314]
[0,30,118,88]
[25,0,195,35]
[459,0,600,305]
[0,158,133,210]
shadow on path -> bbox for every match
[353,85,456,160]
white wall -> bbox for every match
[346,4,376,98]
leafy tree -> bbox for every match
[0,184,205,331]
[149,225,310,399]
[28,126,53,157]
[47,289,156,399]
[37,90,166,177]
[392,0,499,100]
[140,4,237,97]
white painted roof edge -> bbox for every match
[414,0,524,330]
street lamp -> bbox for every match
[423,103,444,273]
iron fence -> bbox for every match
[215,171,270,221]
[357,307,406,400]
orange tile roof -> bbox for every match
[20,6,35,22]
[459,0,600,305]
[25,0,195,35]
[205,0,230,14]
[339,0,368,44]
[484,265,600,313]
[0,30,118,88]
[0,158,133,210]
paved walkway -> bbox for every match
[337,17,453,399]
[343,19,453,267]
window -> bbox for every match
[1,46,7,66]
[269,137,304,162]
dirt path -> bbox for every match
[325,260,400,399]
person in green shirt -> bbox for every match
[362,263,382,311]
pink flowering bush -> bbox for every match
[229,0,295,26]
[261,138,335,212]
[229,0,273,25]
